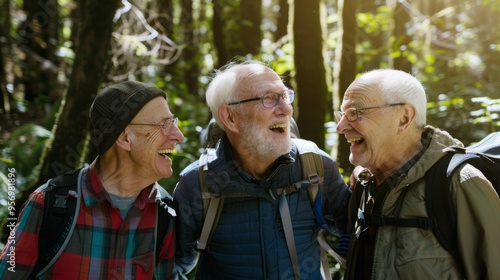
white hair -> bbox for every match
[358,69,427,128]
[205,60,273,127]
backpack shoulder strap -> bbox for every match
[426,147,500,258]
[196,147,224,251]
[34,167,85,278]
[424,152,458,256]
[370,148,498,254]
[293,138,324,224]
[366,134,500,271]
[292,139,347,273]
[198,147,218,214]
[368,150,472,255]
[196,140,326,249]
[293,138,324,182]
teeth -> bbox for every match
[347,137,363,143]
[158,148,174,155]
[269,123,286,129]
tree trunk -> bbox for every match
[0,0,12,115]
[3,0,120,243]
[180,0,200,96]
[392,1,412,72]
[241,0,262,55]
[212,0,261,67]
[359,0,384,70]
[212,0,228,67]
[151,0,175,79]
[274,0,289,42]
[37,0,121,184]
[336,0,358,174]
[18,0,60,104]
[293,0,327,149]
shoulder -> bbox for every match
[25,189,47,207]
[292,138,320,153]
[175,160,203,202]
[291,138,333,160]
[180,145,228,179]
[446,163,498,213]
[455,163,496,193]
[179,159,200,177]
[292,139,338,170]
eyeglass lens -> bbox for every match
[164,117,178,128]
[262,90,294,108]
[335,108,357,122]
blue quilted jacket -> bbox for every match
[174,135,350,279]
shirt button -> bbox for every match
[115,266,121,272]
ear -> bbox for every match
[218,105,239,133]
[115,128,132,151]
[399,104,416,131]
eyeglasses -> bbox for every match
[227,89,294,108]
[129,116,178,134]
[334,103,405,122]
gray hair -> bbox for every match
[205,60,273,128]
[358,69,427,128]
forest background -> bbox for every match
[0,0,499,277]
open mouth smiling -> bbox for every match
[158,148,174,159]
[347,137,364,144]
[269,123,287,133]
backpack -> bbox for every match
[30,167,174,278]
[369,132,500,265]
[424,132,500,260]
[194,120,347,280]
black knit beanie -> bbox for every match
[89,81,166,155]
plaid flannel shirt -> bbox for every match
[0,160,175,279]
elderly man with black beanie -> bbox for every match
[0,81,184,280]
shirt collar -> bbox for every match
[385,133,431,187]
[83,158,158,210]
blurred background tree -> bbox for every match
[1,0,499,277]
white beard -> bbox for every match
[239,119,291,158]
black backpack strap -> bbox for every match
[424,152,458,256]
[33,167,85,278]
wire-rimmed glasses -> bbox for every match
[129,116,178,134]
[334,103,405,122]
[227,89,294,108]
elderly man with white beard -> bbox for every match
[173,60,351,280]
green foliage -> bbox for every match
[0,124,51,185]
[427,95,500,145]
[0,124,51,221]
[1,2,500,278]
[352,0,500,148]
[357,6,393,34]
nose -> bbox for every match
[276,97,293,115]
[171,125,185,143]
[336,114,350,134]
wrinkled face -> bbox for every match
[335,82,403,171]
[231,68,293,158]
[127,97,184,181]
